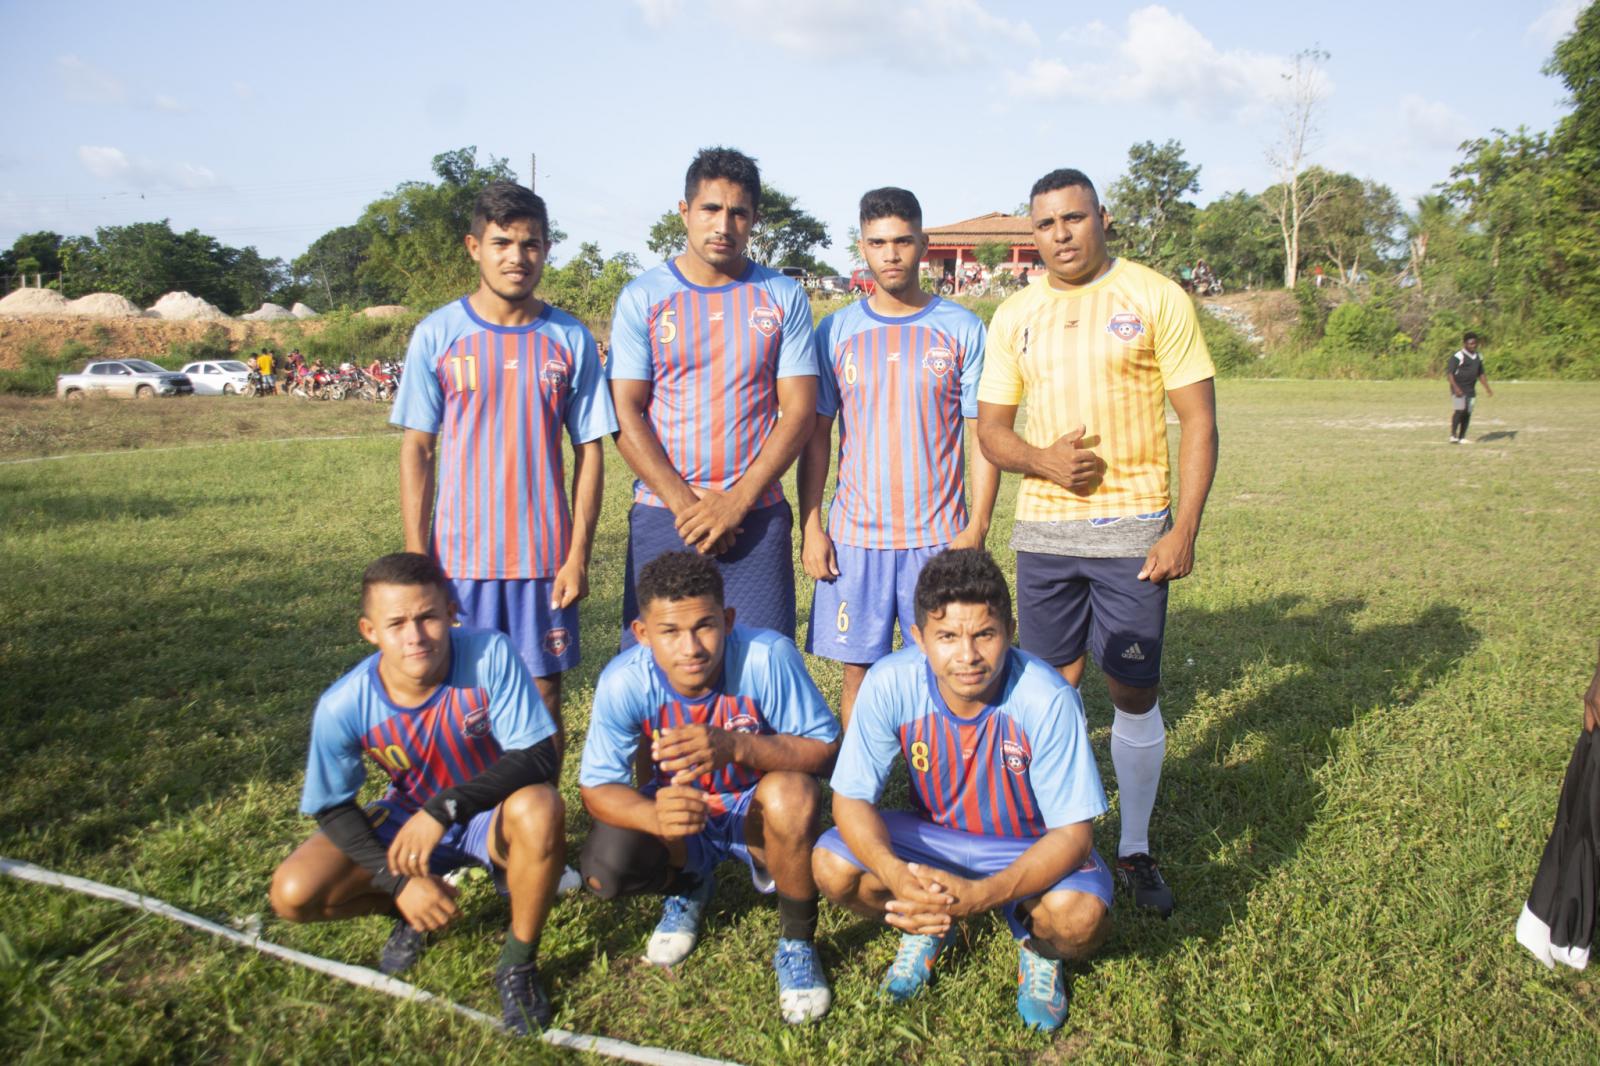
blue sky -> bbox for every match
[0,1,1585,272]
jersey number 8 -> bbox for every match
[910,740,931,773]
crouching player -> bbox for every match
[269,552,566,1035]
[813,549,1112,1031]
[578,551,840,1023]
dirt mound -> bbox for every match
[0,288,71,315]
[65,293,145,318]
[290,302,319,319]
[241,302,294,321]
[360,305,410,318]
[147,291,231,321]
[1200,290,1299,352]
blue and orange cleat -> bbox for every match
[1015,940,1068,1031]
[879,927,952,1002]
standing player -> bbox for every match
[799,187,999,723]
[394,181,616,749]
[976,168,1218,917]
[608,147,817,646]
[269,553,566,1034]
[1446,331,1493,443]
[578,551,840,1024]
[814,549,1111,1032]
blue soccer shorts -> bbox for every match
[365,798,497,877]
[806,543,944,664]
[620,499,795,650]
[816,811,1112,938]
[450,576,579,678]
[682,785,775,894]
[1015,552,1168,687]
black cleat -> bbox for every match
[495,961,553,1035]
[378,920,426,976]
[1116,853,1175,917]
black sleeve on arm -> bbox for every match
[314,802,408,897]
[421,737,560,827]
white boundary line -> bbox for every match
[1,857,743,1066]
[0,432,397,466]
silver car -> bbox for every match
[57,360,194,400]
[180,360,253,395]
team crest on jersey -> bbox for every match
[463,705,491,738]
[543,628,571,656]
[749,306,781,338]
[922,346,955,378]
[1106,312,1145,342]
[725,711,761,734]
[1002,740,1030,775]
[541,360,569,391]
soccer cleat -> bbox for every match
[377,920,426,976]
[645,873,715,967]
[773,938,832,1023]
[879,927,952,1002]
[1015,940,1069,1031]
[494,960,552,1035]
[1116,852,1175,917]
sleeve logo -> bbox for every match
[1106,312,1145,342]
[749,305,781,337]
[1002,740,1031,774]
[922,346,955,378]
[543,628,571,656]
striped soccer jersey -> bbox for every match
[815,297,985,549]
[608,260,816,509]
[579,624,839,816]
[831,646,1106,838]
[977,260,1215,522]
[299,627,557,816]
[390,297,618,580]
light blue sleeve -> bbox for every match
[1026,685,1108,828]
[958,315,987,420]
[813,314,840,418]
[757,637,840,743]
[775,279,817,379]
[578,660,649,788]
[607,282,653,382]
[481,632,558,750]
[564,323,620,444]
[827,667,904,803]
[298,693,366,815]
[390,316,446,432]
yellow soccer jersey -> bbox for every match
[978,259,1214,522]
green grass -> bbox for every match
[3,381,1599,1062]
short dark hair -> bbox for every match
[1029,168,1100,209]
[684,147,761,209]
[859,187,922,228]
[636,551,725,612]
[913,549,1013,628]
[471,181,550,243]
[361,552,450,611]
[1463,331,1479,344]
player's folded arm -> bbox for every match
[314,801,409,896]
[419,737,561,827]
[977,821,1095,909]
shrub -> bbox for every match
[1323,302,1400,353]
[1200,307,1257,375]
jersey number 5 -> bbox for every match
[656,310,677,345]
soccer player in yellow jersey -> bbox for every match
[976,168,1218,917]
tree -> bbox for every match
[5,231,64,282]
[1264,49,1335,288]
[643,183,831,266]
[292,225,399,311]
[538,241,639,325]
[1106,139,1202,270]
[1191,191,1283,288]
[1303,170,1405,284]
[973,241,1012,272]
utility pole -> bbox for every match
[529,153,536,194]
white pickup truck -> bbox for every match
[57,359,195,400]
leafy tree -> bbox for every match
[292,225,398,311]
[539,241,639,326]
[1264,49,1335,287]
[646,213,687,260]
[1192,191,1283,288]
[1303,171,1405,284]
[4,231,64,281]
[1106,139,1201,270]
[974,241,1012,272]
[644,183,830,266]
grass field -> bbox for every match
[3,381,1599,1064]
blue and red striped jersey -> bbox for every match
[815,298,985,548]
[608,260,816,509]
[299,627,557,816]
[580,624,839,815]
[831,646,1106,838]
[391,297,618,580]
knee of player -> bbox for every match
[755,771,821,830]
[502,785,564,843]
[811,847,862,901]
[268,863,319,922]
[1032,891,1110,958]
[1105,679,1159,714]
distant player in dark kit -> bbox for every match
[814,549,1111,1032]
[608,147,817,647]
[1446,331,1493,443]
[393,181,617,750]
[269,553,566,1035]
[977,167,1218,918]
[799,186,1000,724]
[578,551,840,1023]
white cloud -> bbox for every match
[1399,94,1473,152]
[57,54,126,104]
[1526,0,1582,48]
[77,146,220,191]
[632,0,681,27]
[153,94,188,114]
[1009,6,1300,121]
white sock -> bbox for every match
[1111,703,1165,858]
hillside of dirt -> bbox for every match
[0,317,329,370]
[1199,289,1302,353]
